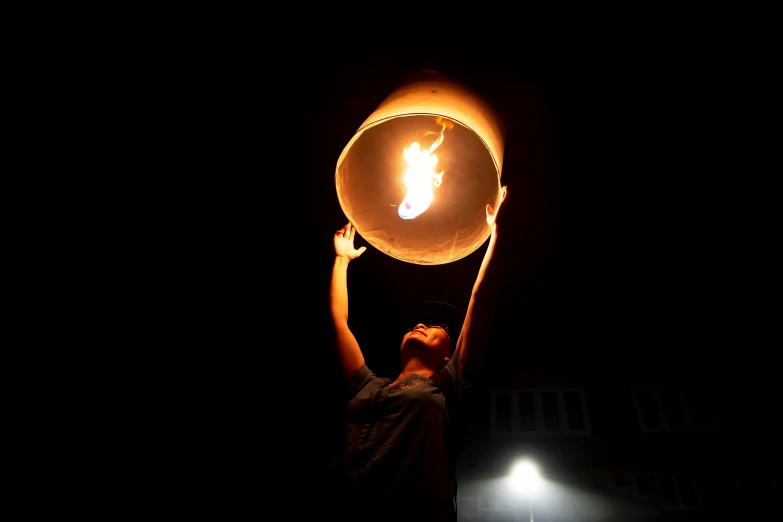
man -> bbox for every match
[327,186,509,521]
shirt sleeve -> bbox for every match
[444,349,465,394]
[440,349,475,426]
[346,364,375,399]
[430,350,470,407]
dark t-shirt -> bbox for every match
[327,354,472,521]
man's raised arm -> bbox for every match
[330,223,367,386]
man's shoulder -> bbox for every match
[346,365,389,399]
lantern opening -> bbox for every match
[335,70,505,265]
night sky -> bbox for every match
[147,36,773,517]
[284,40,750,384]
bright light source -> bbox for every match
[510,459,541,493]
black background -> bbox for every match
[132,31,775,517]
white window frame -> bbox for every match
[631,385,740,434]
[490,388,592,437]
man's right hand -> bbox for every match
[334,223,367,261]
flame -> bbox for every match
[398,117,453,220]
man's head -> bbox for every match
[396,301,463,368]
[400,322,452,367]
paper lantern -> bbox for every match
[335,69,505,265]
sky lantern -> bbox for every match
[335,69,505,265]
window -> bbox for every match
[613,473,634,489]
[636,473,659,497]
[632,385,739,433]
[517,392,536,431]
[495,393,513,432]
[564,391,586,430]
[491,388,592,437]
[651,472,702,510]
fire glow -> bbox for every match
[398,117,453,220]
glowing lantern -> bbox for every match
[335,69,505,265]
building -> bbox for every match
[455,365,771,521]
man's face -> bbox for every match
[400,323,451,359]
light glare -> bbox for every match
[510,460,541,493]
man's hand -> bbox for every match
[334,223,367,261]
[486,185,508,230]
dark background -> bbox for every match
[140,34,775,518]
[281,39,763,406]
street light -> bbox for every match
[510,459,541,522]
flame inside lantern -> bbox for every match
[398,117,453,219]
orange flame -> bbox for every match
[398,117,453,220]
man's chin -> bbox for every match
[400,338,425,352]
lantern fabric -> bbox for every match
[335,69,505,265]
